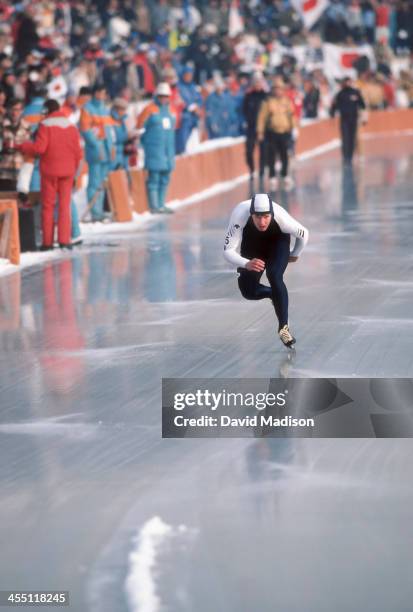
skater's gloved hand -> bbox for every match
[288,256,298,263]
[246,258,265,272]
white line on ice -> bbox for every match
[125,516,197,612]
[0,419,99,439]
[296,139,340,161]
[346,316,413,325]
[360,279,413,288]
[44,341,176,358]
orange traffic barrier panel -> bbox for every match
[129,169,149,214]
[0,199,20,265]
[107,169,133,222]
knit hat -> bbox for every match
[250,194,274,216]
[155,82,171,97]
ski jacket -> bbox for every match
[19,110,82,177]
[137,99,176,172]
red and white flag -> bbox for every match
[229,0,244,38]
[323,43,376,80]
[291,0,328,29]
[47,75,68,103]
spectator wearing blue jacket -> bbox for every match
[176,65,202,154]
[22,87,47,192]
[205,77,238,139]
[233,73,250,136]
[137,83,176,214]
[110,98,130,171]
[80,84,114,222]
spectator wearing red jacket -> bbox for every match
[18,99,82,250]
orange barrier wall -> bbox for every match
[107,169,133,222]
[362,108,413,133]
[0,199,20,265]
[112,109,413,218]
[128,142,247,215]
[297,118,339,154]
[297,109,413,155]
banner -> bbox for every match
[291,0,328,29]
[323,43,376,80]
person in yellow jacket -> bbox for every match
[257,80,296,190]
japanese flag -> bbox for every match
[291,0,328,29]
[323,43,376,80]
[47,75,68,103]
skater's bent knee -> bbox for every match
[238,280,260,300]
[238,285,257,300]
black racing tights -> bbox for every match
[237,233,290,331]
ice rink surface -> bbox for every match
[1,134,413,611]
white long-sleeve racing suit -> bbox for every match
[223,199,309,268]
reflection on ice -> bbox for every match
[125,517,198,612]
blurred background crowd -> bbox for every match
[0,0,412,144]
[0,0,412,244]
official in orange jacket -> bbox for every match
[18,99,83,250]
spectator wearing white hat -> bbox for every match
[137,82,176,214]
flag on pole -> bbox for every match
[291,0,329,29]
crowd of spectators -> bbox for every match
[0,1,412,233]
[0,2,412,149]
